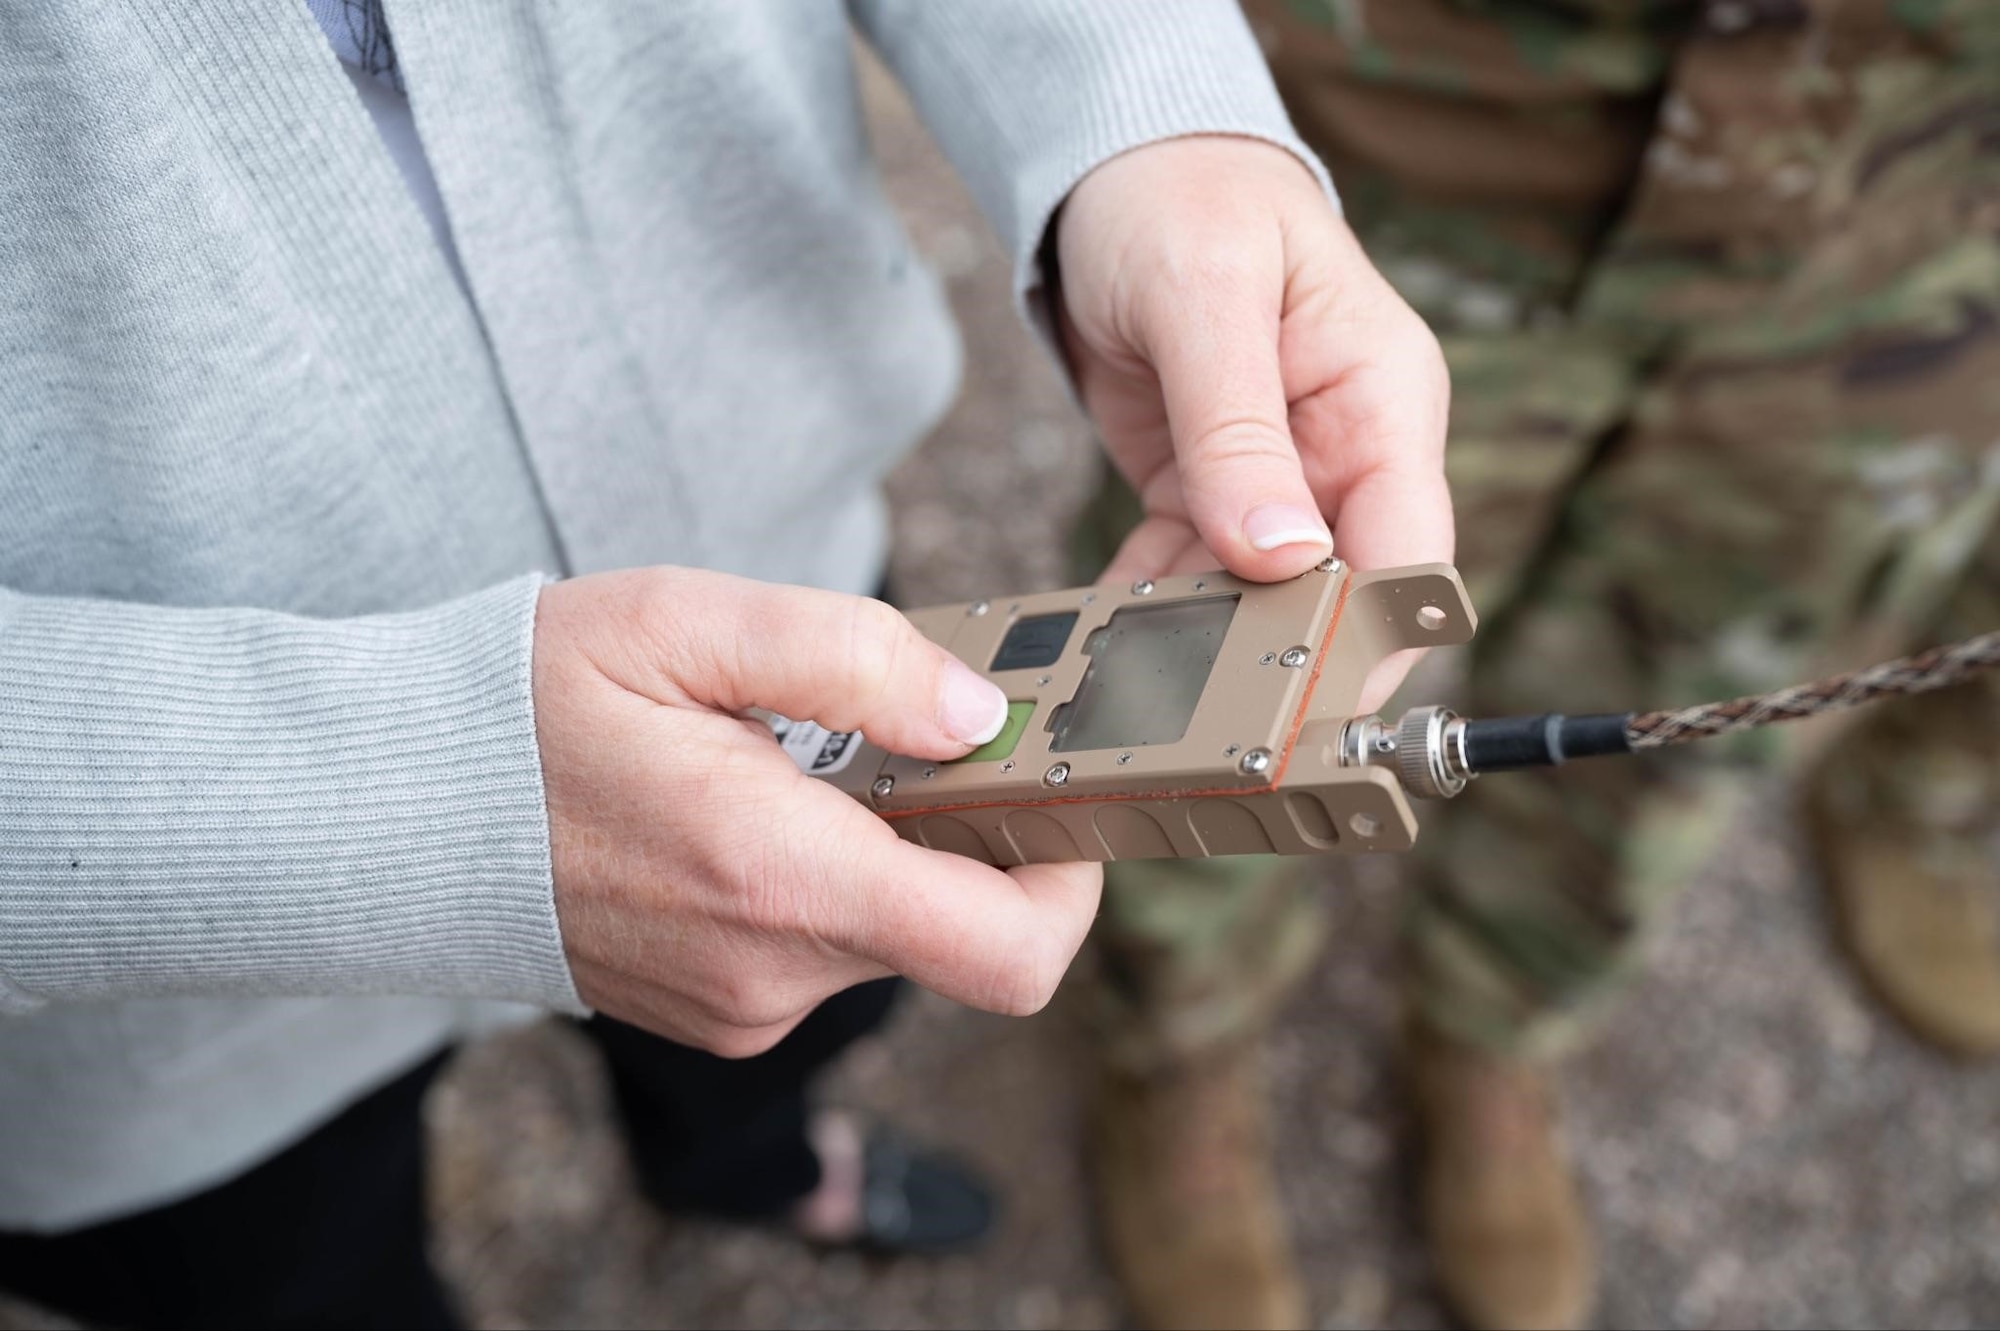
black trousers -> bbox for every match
[0,978,900,1330]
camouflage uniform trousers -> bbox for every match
[1085,0,2000,1071]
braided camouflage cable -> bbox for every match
[1624,630,2000,750]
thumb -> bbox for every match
[608,569,1010,760]
[1141,256,1333,582]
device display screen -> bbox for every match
[990,611,1079,672]
[1048,595,1240,753]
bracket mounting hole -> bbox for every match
[1415,605,1448,632]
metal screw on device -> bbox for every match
[1280,647,1309,668]
[1317,556,1344,574]
[1044,762,1071,787]
[968,600,989,616]
[1131,579,1155,596]
[1238,747,1272,777]
[870,776,896,801]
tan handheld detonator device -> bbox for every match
[777,559,1477,865]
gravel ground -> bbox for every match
[7,52,1996,1331]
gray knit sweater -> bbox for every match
[0,0,1325,1229]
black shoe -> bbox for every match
[851,1127,996,1256]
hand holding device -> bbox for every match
[532,569,1102,1055]
[1055,135,1454,711]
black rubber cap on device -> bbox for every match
[1461,712,1633,773]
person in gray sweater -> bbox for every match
[0,0,1452,1322]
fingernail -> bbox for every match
[1243,504,1334,554]
[942,660,1009,746]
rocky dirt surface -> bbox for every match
[7,53,1995,1331]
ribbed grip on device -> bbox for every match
[1394,705,1464,799]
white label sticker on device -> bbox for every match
[768,715,863,777]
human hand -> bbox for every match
[1055,136,1453,711]
[533,569,1103,1056]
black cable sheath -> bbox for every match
[1461,712,1635,773]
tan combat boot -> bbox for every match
[1806,760,2000,1060]
[1410,1024,1594,1331]
[1091,1049,1307,1331]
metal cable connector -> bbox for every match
[1335,631,1999,796]
[1395,705,1470,799]
[1336,706,1472,799]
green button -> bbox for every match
[958,700,1036,763]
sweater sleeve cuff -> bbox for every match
[999,34,1338,344]
[0,576,584,1015]
[850,0,1336,347]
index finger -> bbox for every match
[1137,250,1337,583]
[1294,378,1455,712]
[829,821,1103,1018]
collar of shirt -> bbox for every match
[303,0,403,90]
